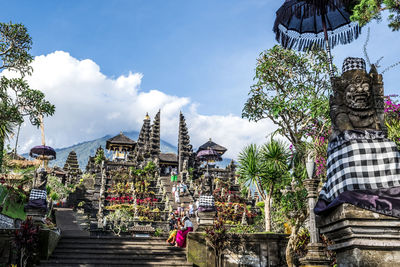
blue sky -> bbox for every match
[1,1,399,157]
[2,1,278,116]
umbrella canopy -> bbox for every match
[29,145,56,160]
[197,138,227,156]
[196,148,222,162]
[274,0,361,77]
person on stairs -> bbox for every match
[172,184,176,195]
[175,216,194,248]
[166,215,181,246]
[189,202,194,218]
[174,188,180,203]
[179,203,185,217]
[171,167,177,183]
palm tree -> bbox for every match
[260,138,290,232]
[238,139,289,232]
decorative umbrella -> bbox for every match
[29,145,56,161]
[196,148,222,162]
[197,138,227,156]
[273,0,361,77]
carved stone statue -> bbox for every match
[34,168,48,190]
[330,57,385,139]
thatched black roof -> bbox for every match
[106,132,136,150]
[197,138,227,155]
[159,153,178,163]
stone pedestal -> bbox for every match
[300,179,330,267]
[317,203,400,267]
[25,208,46,224]
[300,243,330,267]
[196,211,216,231]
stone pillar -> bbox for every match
[317,203,400,267]
[196,211,216,231]
[300,179,330,267]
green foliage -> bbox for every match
[0,184,26,220]
[106,209,132,236]
[385,96,400,148]
[255,201,264,208]
[349,0,400,31]
[46,175,75,201]
[242,45,331,265]
[228,224,257,234]
[259,138,290,189]
[0,22,55,170]
[50,191,59,201]
[153,228,163,237]
[237,144,263,189]
[243,45,331,148]
[77,201,85,207]
[237,138,290,232]
[94,149,106,165]
[0,22,33,74]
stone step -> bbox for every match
[40,259,193,266]
[52,247,185,254]
[49,253,186,260]
[59,236,168,242]
[56,243,185,250]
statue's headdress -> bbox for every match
[342,57,366,74]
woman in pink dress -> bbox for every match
[175,216,193,248]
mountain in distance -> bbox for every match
[30,131,232,171]
[35,131,176,170]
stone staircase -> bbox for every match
[39,236,193,266]
[159,176,196,215]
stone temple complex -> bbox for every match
[63,110,242,235]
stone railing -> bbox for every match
[187,232,288,267]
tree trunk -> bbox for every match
[0,136,4,172]
[265,184,273,232]
[285,215,304,267]
[13,123,21,158]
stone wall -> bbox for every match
[0,229,16,264]
[187,232,288,267]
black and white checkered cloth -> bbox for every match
[29,189,47,200]
[198,195,215,207]
[319,135,400,201]
[342,57,366,73]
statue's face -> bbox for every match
[344,74,371,110]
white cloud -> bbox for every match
[3,51,276,159]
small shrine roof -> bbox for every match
[106,132,136,150]
[159,153,178,163]
[197,138,227,155]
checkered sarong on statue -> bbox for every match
[198,195,215,208]
[319,132,400,202]
[29,189,47,200]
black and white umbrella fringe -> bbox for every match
[274,21,360,51]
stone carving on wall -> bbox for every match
[330,57,385,140]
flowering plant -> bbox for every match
[385,95,400,147]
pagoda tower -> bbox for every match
[177,112,193,173]
[131,113,151,167]
[63,151,81,175]
[149,110,161,162]
[63,151,82,184]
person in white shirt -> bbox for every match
[174,189,180,203]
